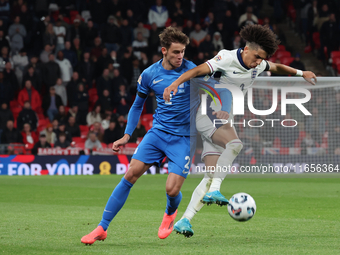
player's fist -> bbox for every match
[212,111,229,120]
[112,134,130,152]
[163,83,178,102]
[302,71,317,85]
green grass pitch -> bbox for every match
[1,174,340,254]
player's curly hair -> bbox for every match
[240,24,280,57]
[159,26,189,49]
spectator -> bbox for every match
[66,104,79,122]
[301,132,316,155]
[78,51,95,88]
[98,89,113,114]
[87,105,102,126]
[62,41,78,69]
[148,22,161,55]
[54,132,70,149]
[43,23,56,50]
[0,102,13,131]
[40,44,52,64]
[1,119,21,144]
[17,101,38,131]
[32,133,51,154]
[130,119,146,143]
[85,131,102,150]
[320,13,339,63]
[54,79,68,108]
[0,46,13,71]
[55,104,67,124]
[115,84,131,116]
[83,19,98,49]
[212,32,224,52]
[43,53,61,89]
[67,72,81,106]
[18,80,41,112]
[96,69,112,96]
[171,0,185,26]
[103,120,120,144]
[134,22,150,41]
[101,15,122,53]
[12,48,28,85]
[109,50,120,69]
[198,34,214,59]
[91,121,104,142]
[120,19,133,46]
[0,71,11,104]
[74,83,88,125]
[40,123,56,145]
[72,37,83,63]
[306,107,325,144]
[8,15,26,54]
[55,122,72,143]
[22,65,41,92]
[42,86,63,122]
[53,19,66,55]
[232,35,242,50]
[56,51,73,86]
[189,24,207,48]
[238,6,258,27]
[66,115,80,137]
[0,30,9,52]
[129,57,141,93]
[96,48,111,78]
[116,114,126,138]
[112,68,127,93]
[68,18,84,43]
[132,32,148,60]
[101,108,114,130]
[289,53,306,71]
[4,62,18,98]
[90,36,103,59]
[52,118,59,134]
[21,122,38,145]
[148,0,168,28]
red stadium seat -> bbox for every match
[75,142,85,149]
[331,51,340,59]
[79,125,89,138]
[280,57,294,66]
[277,45,286,51]
[107,143,113,148]
[276,51,291,59]
[312,32,320,49]
[125,143,138,148]
[73,137,86,144]
[268,57,276,63]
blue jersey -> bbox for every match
[138,59,199,136]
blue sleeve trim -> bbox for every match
[124,94,147,136]
[215,88,232,113]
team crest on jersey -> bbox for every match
[213,55,222,62]
[251,70,257,79]
[137,75,142,84]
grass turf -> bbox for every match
[0,174,339,254]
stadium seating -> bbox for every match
[73,137,86,144]
[79,125,89,138]
[141,114,153,131]
[280,56,294,66]
[276,51,291,59]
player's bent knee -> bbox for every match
[166,186,181,197]
[228,139,243,155]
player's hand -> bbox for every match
[163,83,178,102]
[212,110,229,120]
[302,71,317,85]
[112,134,130,152]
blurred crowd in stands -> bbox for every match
[0,0,339,156]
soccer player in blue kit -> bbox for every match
[81,27,200,244]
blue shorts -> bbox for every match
[132,128,196,178]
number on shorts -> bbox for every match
[240,83,245,91]
[184,156,190,169]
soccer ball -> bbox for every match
[227,192,256,222]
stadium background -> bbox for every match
[0,0,340,174]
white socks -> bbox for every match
[208,139,243,192]
[182,173,213,221]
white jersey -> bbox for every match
[206,48,269,96]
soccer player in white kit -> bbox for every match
[163,24,317,237]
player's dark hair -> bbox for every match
[159,26,189,49]
[240,24,280,57]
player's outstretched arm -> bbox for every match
[267,61,317,85]
[112,93,147,152]
[163,63,211,101]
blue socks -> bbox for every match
[165,192,182,215]
[99,177,133,231]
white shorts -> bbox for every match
[196,98,234,161]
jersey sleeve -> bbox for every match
[257,60,270,74]
[206,50,233,73]
[137,71,151,95]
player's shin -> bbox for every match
[208,139,243,192]
[99,177,133,231]
[182,172,213,221]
